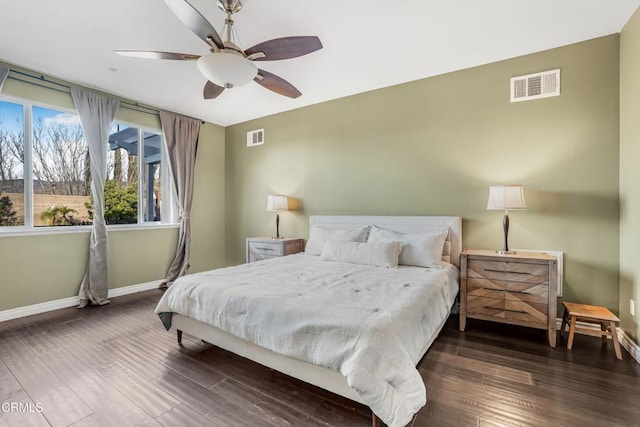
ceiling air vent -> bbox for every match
[510,69,560,103]
[246,129,264,147]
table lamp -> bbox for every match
[487,185,526,254]
[267,195,289,239]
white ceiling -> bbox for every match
[0,0,638,126]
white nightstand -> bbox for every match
[246,237,304,263]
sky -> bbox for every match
[0,101,86,180]
[0,99,137,135]
[0,99,23,133]
[0,100,83,134]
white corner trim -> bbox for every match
[618,329,640,365]
[0,279,164,323]
[555,317,640,365]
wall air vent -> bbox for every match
[510,69,560,103]
[246,129,264,147]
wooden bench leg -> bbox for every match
[560,308,568,337]
[609,321,622,360]
[600,323,608,344]
[567,315,576,350]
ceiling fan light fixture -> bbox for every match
[196,52,257,88]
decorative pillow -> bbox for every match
[320,240,402,268]
[367,226,448,268]
[305,226,370,256]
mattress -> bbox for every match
[155,253,459,427]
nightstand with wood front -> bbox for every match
[459,248,558,347]
[246,237,304,263]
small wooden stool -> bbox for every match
[560,302,621,360]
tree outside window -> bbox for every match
[0,99,169,229]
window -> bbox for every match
[0,100,24,227]
[0,97,174,231]
[32,106,89,227]
[106,125,164,225]
[143,131,162,222]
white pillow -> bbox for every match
[367,226,448,268]
[320,240,401,268]
[305,226,370,256]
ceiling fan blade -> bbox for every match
[115,50,200,60]
[254,69,301,98]
[245,36,323,61]
[164,0,224,49]
[203,81,225,99]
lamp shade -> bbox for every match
[487,185,526,210]
[267,195,289,212]
[196,52,258,89]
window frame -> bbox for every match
[0,94,178,235]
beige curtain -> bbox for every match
[72,88,119,308]
[0,67,9,92]
[160,111,200,287]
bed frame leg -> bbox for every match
[372,412,381,427]
[177,329,183,345]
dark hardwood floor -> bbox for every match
[1,290,639,427]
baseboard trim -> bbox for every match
[0,280,164,323]
[0,296,81,323]
[555,317,640,365]
[107,280,164,299]
[618,329,640,365]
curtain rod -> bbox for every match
[6,68,161,116]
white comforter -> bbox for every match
[155,254,458,427]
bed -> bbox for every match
[155,215,462,427]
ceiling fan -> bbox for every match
[115,0,322,99]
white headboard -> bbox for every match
[309,215,462,268]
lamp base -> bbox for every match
[495,250,517,255]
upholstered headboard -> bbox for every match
[309,215,462,268]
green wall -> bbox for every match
[226,35,621,315]
[620,10,640,344]
[0,63,226,312]
[190,123,226,274]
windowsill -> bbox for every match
[0,222,180,237]
[105,223,180,232]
